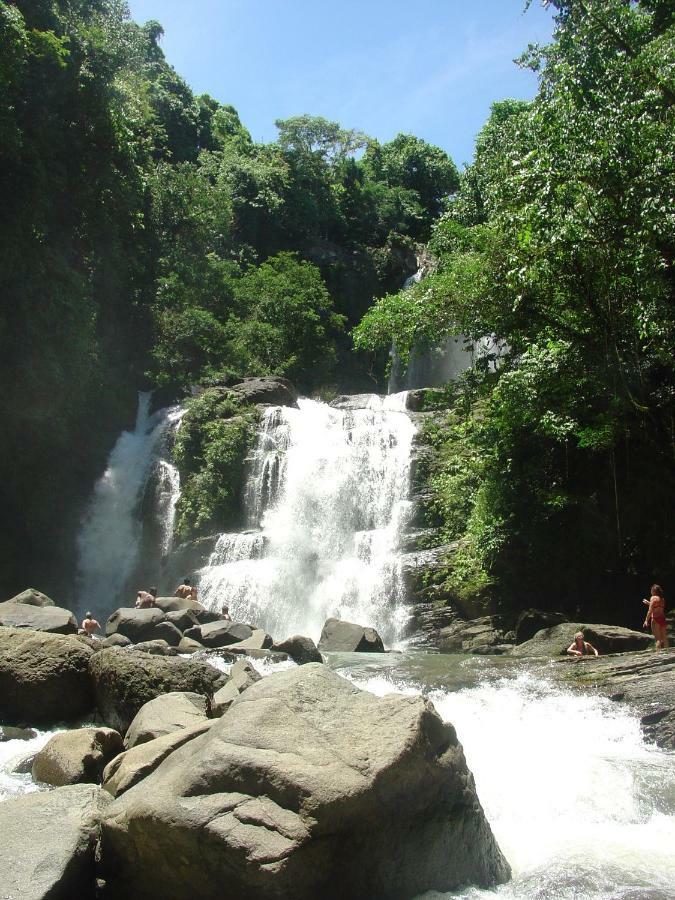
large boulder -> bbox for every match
[103,721,214,798]
[184,619,253,648]
[166,608,201,632]
[3,587,55,607]
[318,617,385,653]
[271,634,322,665]
[32,727,123,786]
[230,375,298,407]
[129,639,177,656]
[0,784,107,900]
[100,664,509,899]
[511,622,653,658]
[105,607,168,643]
[102,633,132,648]
[89,648,226,733]
[0,628,95,725]
[226,628,274,653]
[515,608,569,644]
[124,692,210,749]
[211,659,261,716]
[0,602,77,634]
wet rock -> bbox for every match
[32,727,123,786]
[124,692,210,749]
[230,375,298,408]
[105,607,167,644]
[400,545,458,604]
[329,393,381,410]
[566,649,675,750]
[177,636,204,654]
[318,618,385,652]
[512,623,653,658]
[271,634,322,665]
[438,617,514,655]
[405,602,459,647]
[0,726,37,741]
[165,608,201,632]
[89,648,226,734]
[0,784,108,900]
[225,628,274,653]
[3,587,55,607]
[129,639,178,656]
[515,608,569,644]
[0,628,95,725]
[100,664,510,899]
[211,659,261,716]
[101,633,132,648]
[103,721,214,799]
[0,602,78,634]
[184,620,253,648]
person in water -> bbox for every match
[135,587,157,608]
[567,631,599,658]
[643,584,669,649]
[174,578,192,600]
[81,612,101,637]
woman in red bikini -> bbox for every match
[643,584,669,649]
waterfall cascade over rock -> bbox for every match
[75,393,183,618]
[198,393,415,644]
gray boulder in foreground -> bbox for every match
[0,784,108,900]
[100,664,510,899]
[318,617,385,652]
[271,634,322,665]
[0,628,95,725]
[124,691,210,748]
[0,602,78,634]
[32,727,123,786]
[89,648,226,733]
[3,587,55,607]
[511,622,653,658]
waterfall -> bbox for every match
[75,393,183,618]
[198,393,415,644]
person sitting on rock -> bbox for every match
[221,604,231,621]
[81,612,101,637]
[567,631,598,659]
[176,577,199,600]
[643,584,669,650]
[135,587,157,608]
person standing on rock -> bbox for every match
[567,631,599,658]
[81,612,101,637]
[643,584,669,649]
[135,587,157,608]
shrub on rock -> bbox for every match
[32,727,123,786]
[100,664,510,899]
[318,618,385,652]
[0,628,95,725]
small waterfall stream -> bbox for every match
[198,393,415,644]
[75,393,183,618]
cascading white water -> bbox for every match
[198,393,415,644]
[75,393,183,617]
[348,664,675,900]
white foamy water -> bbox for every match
[76,393,183,617]
[198,394,415,645]
[350,669,675,900]
[0,730,61,801]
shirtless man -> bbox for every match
[175,578,192,600]
[135,587,157,608]
[81,612,101,637]
[643,584,669,649]
[566,631,599,658]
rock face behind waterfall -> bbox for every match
[100,664,510,899]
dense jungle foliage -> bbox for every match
[0,0,456,595]
[355,0,675,621]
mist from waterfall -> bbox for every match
[198,394,414,644]
[75,393,183,618]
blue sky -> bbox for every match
[126,0,553,168]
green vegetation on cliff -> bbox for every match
[356,0,675,619]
